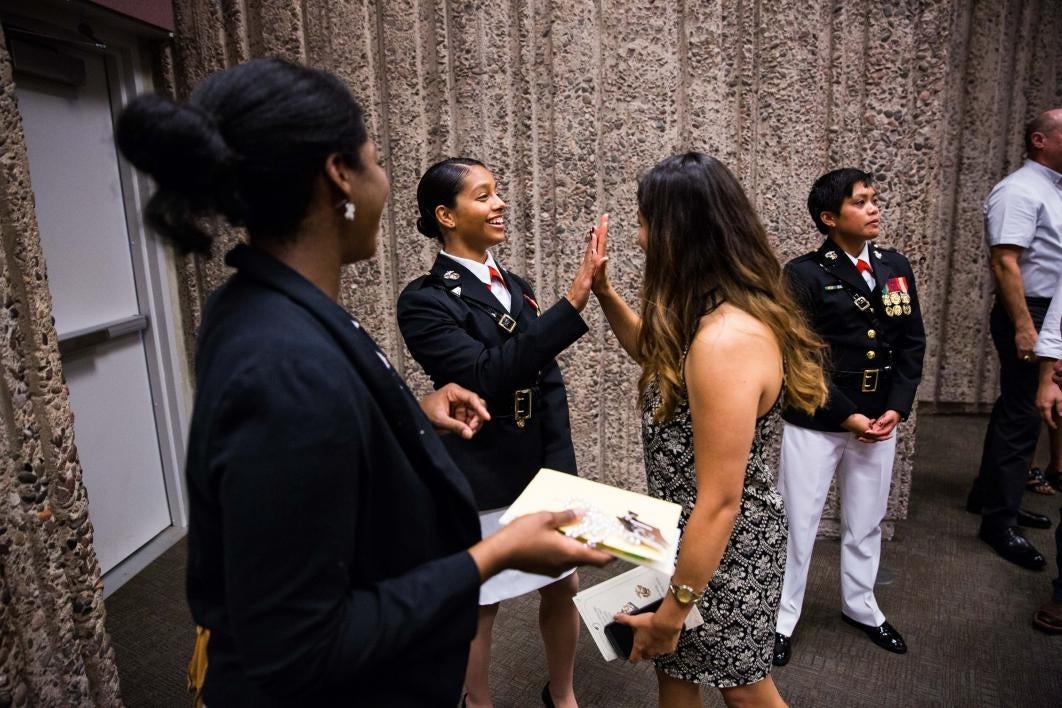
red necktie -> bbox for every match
[488,266,508,291]
[856,259,872,275]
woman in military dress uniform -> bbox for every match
[397,158,602,708]
[772,168,926,667]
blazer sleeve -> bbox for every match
[397,286,589,401]
[213,353,480,698]
[784,262,858,427]
[884,259,926,418]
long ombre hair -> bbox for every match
[636,152,827,421]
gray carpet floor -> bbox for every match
[105,414,1062,707]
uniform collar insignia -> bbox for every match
[824,250,838,261]
[443,269,460,280]
[450,286,462,297]
[873,249,883,259]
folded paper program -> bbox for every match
[500,469,682,574]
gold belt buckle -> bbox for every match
[861,369,879,393]
[514,388,533,428]
[497,314,517,333]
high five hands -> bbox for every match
[565,214,611,311]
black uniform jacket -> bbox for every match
[397,253,588,510]
[782,238,926,432]
[185,244,481,707]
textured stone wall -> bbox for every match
[0,0,1057,701]
[0,23,123,708]
[163,0,1062,535]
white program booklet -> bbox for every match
[573,566,705,661]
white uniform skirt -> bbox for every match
[477,507,576,606]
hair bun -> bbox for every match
[415,216,438,239]
[116,94,236,195]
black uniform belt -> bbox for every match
[488,386,539,428]
[833,366,892,393]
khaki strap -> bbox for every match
[187,625,210,708]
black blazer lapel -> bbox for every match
[229,245,479,537]
[431,255,506,314]
[500,263,526,319]
[818,238,872,295]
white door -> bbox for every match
[15,47,173,575]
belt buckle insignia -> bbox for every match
[514,388,533,428]
[861,369,879,393]
[853,295,871,312]
[497,314,517,333]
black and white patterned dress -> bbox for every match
[642,381,787,688]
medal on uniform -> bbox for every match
[444,270,460,280]
[883,276,911,316]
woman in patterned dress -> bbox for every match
[587,153,827,707]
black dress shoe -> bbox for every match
[841,614,907,654]
[1017,509,1052,529]
[541,683,555,708]
[772,632,791,666]
[978,527,1047,570]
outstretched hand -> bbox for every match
[469,509,613,581]
[419,383,490,439]
[565,214,610,311]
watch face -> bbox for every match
[675,586,693,604]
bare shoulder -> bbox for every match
[691,303,776,359]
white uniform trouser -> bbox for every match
[775,423,896,636]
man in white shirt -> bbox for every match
[969,108,1062,570]
[1032,277,1062,632]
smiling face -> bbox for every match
[822,181,881,243]
[437,165,507,256]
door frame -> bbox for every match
[3,2,192,596]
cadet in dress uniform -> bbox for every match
[772,168,925,667]
[397,158,601,708]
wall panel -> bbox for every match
[158,0,1062,527]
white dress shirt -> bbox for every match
[984,159,1062,298]
[439,250,512,311]
[845,242,876,290]
[1035,277,1062,360]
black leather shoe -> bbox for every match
[1017,509,1052,529]
[978,526,1047,570]
[541,683,555,708]
[772,632,791,666]
[841,614,907,654]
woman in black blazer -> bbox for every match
[397,159,603,708]
[114,60,608,707]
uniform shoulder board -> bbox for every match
[787,252,818,265]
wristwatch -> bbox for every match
[668,582,704,606]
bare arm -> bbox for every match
[991,245,1036,360]
[588,214,641,359]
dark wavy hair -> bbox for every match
[415,157,486,241]
[636,152,827,420]
[807,168,874,235]
[115,58,368,254]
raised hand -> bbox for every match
[565,214,610,311]
[590,213,611,295]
